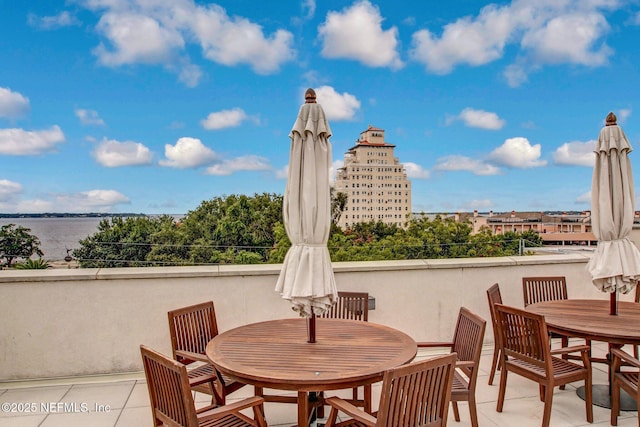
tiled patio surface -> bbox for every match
[1,341,638,427]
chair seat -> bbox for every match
[199,413,260,427]
[508,356,587,382]
[618,371,639,389]
[188,364,216,383]
[451,371,470,399]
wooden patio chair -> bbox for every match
[321,291,369,321]
[140,345,267,427]
[324,353,456,427]
[318,292,370,416]
[168,301,247,405]
[523,276,589,368]
[486,283,503,385]
[417,307,486,427]
[610,348,640,426]
[495,304,593,427]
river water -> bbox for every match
[0,217,104,261]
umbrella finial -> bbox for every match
[606,112,617,126]
[305,88,317,103]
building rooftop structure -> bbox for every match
[2,256,639,426]
[334,125,411,229]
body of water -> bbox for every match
[0,217,104,261]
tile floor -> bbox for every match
[1,342,638,427]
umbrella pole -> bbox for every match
[308,310,316,343]
[610,292,618,315]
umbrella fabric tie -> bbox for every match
[291,243,326,247]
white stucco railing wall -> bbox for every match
[0,253,630,382]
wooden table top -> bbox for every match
[526,299,640,345]
[205,318,417,392]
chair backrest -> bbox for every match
[168,301,219,364]
[486,283,502,333]
[376,353,456,427]
[321,291,369,321]
[494,304,551,372]
[141,345,198,427]
[452,307,486,381]
[522,276,568,307]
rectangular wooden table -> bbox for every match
[206,317,417,427]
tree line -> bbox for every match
[66,192,542,268]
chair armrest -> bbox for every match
[175,350,210,363]
[416,342,454,349]
[611,348,640,369]
[456,360,474,369]
[325,396,377,427]
[550,345,590,356]
[197,396,265,421]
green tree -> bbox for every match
[0,224,44,267]
[72,216,167,267]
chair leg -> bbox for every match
[541,385,554,427]
[488,344,500,385]
[496,362,508,412]
[585,374,593,423]
[611,380,619,426]
[468,395,479,427]
[452,401,460,422]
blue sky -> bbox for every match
[1,0,639,215]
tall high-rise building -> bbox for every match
[334,125,412,229]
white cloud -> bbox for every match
[403,162,431,179]
[433,155,501,176]
[93,12,184,66]
[83,1,296,82]
[190,4,296,74]
[0,126,65,155]
[0,87,30,119]
[27,11,80,29]
[314,86,361,121]
[201,108,248,130]
[576,191,591,204]
[75,108,105,126]
[488,137,547,168]
[617,108,631,123]
[553,140,596,167]
[452,108,506,130]
[0,179,23,201]
[276,164,289,180]
[159,137,218,168]
[521,13,612,66]
[302,0,316,20]
[465,199,493,210]
[329,159,343,185]
[409,1,618,85]
[410,3,513,74]
[204,155,271,176]
[53,189,130,212]
[0,187,130,213]
[93,138,153,167]
[318,0,403,69]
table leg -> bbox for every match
[298,391,309,427]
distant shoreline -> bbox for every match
[0,213,149,219]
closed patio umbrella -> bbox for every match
[587,112,640,314]
[275,88,337,342]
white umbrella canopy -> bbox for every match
[587,112,640,313]
[275,89,337,321]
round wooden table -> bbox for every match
[206,318,417,427]
[527,299,640,410]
